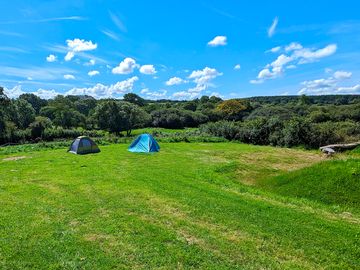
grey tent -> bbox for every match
[68,136,100,155]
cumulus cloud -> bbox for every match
[46,54,57,62]
[298,70,359,95]
[333,71,352,80]
[207,36,227,47]
[88,70,100,77]
[66,76,138,98]
[251,42,337,84]
[172,67,222,100]
[139,64,157,75]
[33,89,61,99]
[165,77,187,86]
[4,85,60,99]
[172,91,197,99]
[268,17,278,37]
[140,88,167,99]
[188,67,222,85]
[112,57,139,74]
[294,44,337,64]
[64,74,75,80]
[234,64,241,70]
[64,38,97,61]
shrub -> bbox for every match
[200,121,240,140]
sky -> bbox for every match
[1,0,360,100]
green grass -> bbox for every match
[0,143,359,269]
[259,159,360,213]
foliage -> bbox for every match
[123,93,145,106]
[0,86,359,148]
[216,99,250,120]
[95,100,150,135]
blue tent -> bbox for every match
[128,134,160,153]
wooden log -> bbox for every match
[319,142,360,152]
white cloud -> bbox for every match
[207,36,227,47]
[234,64,241,70]
[140,88,149,94]
[64,38,97,61]
[46,54,57,62]
[267,46,281,53]
[140,89,167,99]
[188,67,222,86]
[252,42,337,83]
[64,51,75,61]
[66,76,138,98]
[294,44,337,64]
[172,67,222,99]
[337,85,360,93]
[64,74,75,80]
[333,70,352,80]
[209,92,224,98]
[285,42,303,52]
[88,70,100,77]
[112,57,139,74]
[4,85,60,99]
[268,17,278,37]
[84,59,96,66]
[34,89,61,99]
[298,70,359,95]
[172,91,197,99]
[165,77,186,86]
[101,29,120,41]
[3,77,139,100]
[4,85,24,98]
[109,12,127,32]
[139,64,157,75]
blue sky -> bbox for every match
[1,0,360,100]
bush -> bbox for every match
[200,121,240,140]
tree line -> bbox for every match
[0,86,359,148]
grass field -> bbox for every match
[0,142,359,269]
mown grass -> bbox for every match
[0,143,359,269]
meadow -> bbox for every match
[0,142,359,269]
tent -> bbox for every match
[68,136,100,155]
[128,134,160,153]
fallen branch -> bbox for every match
[320,142,360,153]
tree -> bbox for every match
[94,100,150,135]
[12,99,36,129]
[40,96,86,128]
[118,102,151,135]
[216,99,250,121]
[29,116,52,139]
[123,93,145,106]
[0,87,10,141]
[19,93,47,114]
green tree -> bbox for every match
[29,116,52,139]
[12,99,36,129]
[123,93,145,106]
[19,93,47,114]
[118,102,151,135]
[0,87,10,141]
[94,100,150,135]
